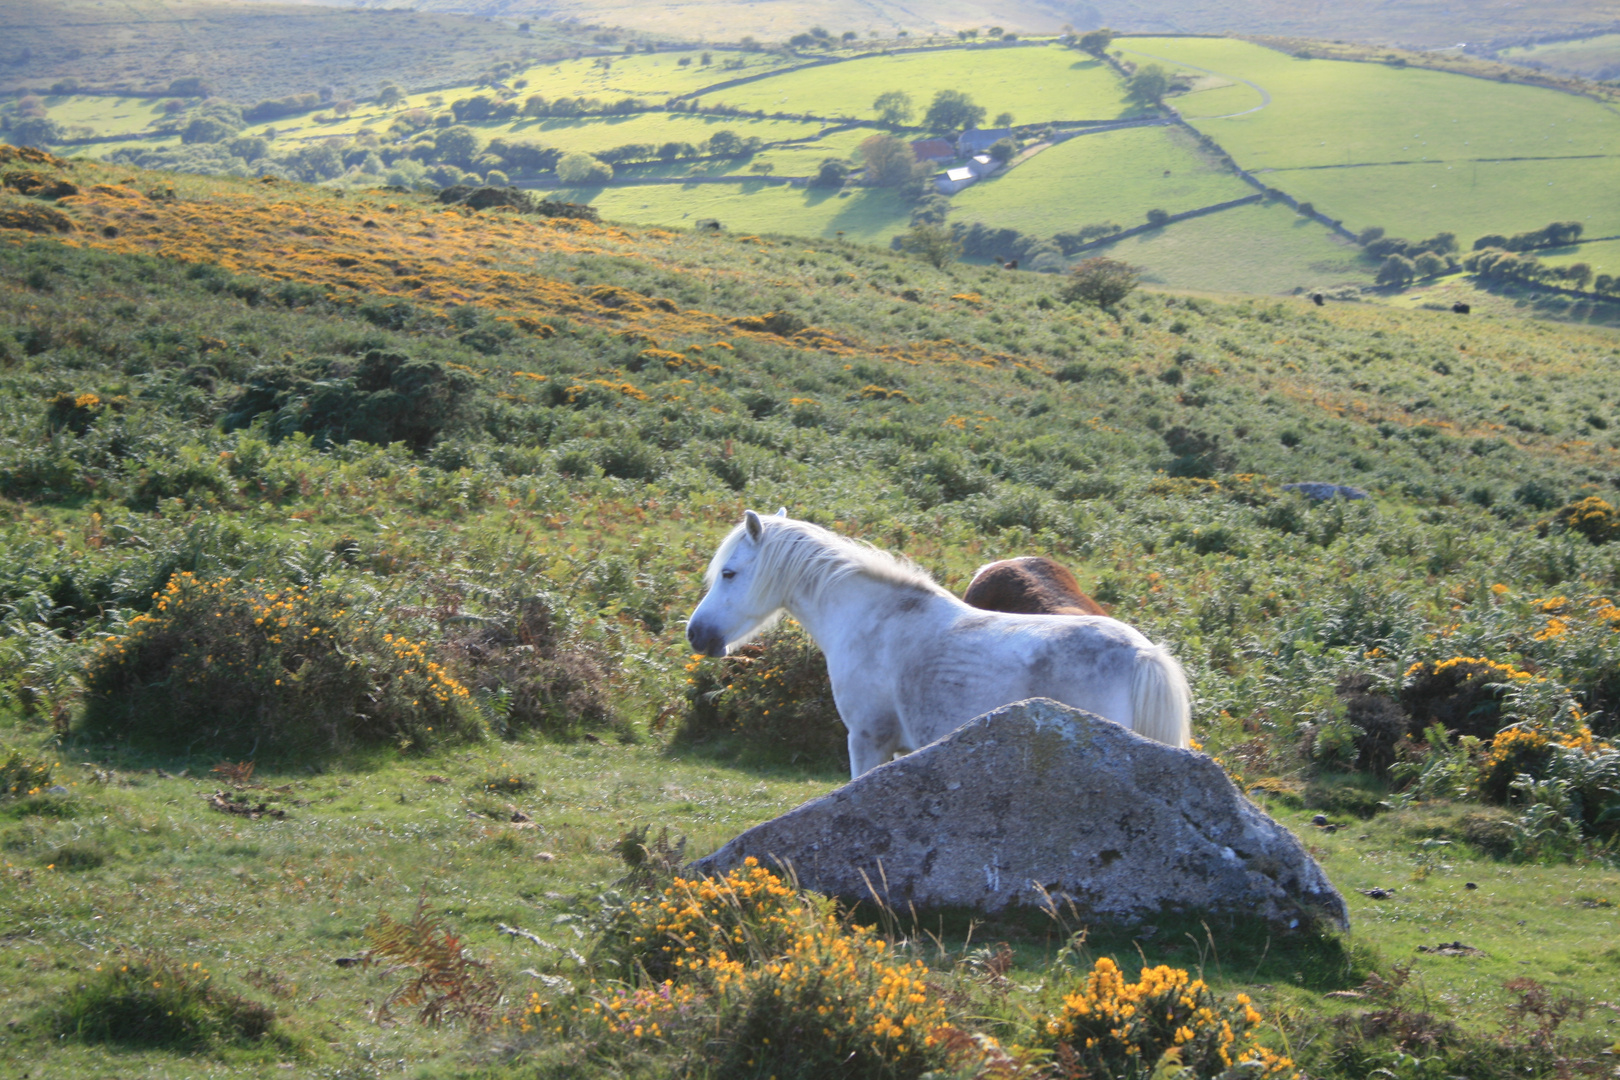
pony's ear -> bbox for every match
[744,509,764,542]
[775,507,787,517]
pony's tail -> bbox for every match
[1130,645,1192,748]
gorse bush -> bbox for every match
[589,859,982,1080]
[1033,956,1296,1079]
[0,747,54,797]
[81,572,479,755]
[677,623,847,771]
[52,952,279,1050]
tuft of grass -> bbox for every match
[50,952,281,1052]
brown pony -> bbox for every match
[962,556,1108,617]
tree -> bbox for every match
[900,223,961,268]
[748,161,775,175]
[706,129,742,156]
[1146,208,1170,227]
[227,135,269,161]
[1413,251,1447,278]
[378,84,406,109]
[858,133,924,187]
[701,51,713,65]
[1126,64,1171,104]
[1376,254,1415,287]
[9,117,64,148]
[811,158,849,188]
[1420,231,1458,255]
[987,136,1019,163]
[1357,225,1386,245]
[1563,262,1593,289]
[434,125,481,168]
[182,116,237,144]
[873,90,914,125]
[924,90,985,133]
[556,151,612,184]
[1078,28,1116,55]
[993,111,1014,128]
[1063,257,1139,306]
[842,30,858,41]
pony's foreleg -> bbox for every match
[845,713,903,779]
[1130,646,1193,748]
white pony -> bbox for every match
[686,510,1192,778]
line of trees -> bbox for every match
[1463,248,1613,294]
[1471,221,1584,252]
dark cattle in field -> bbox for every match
[1452,302,1471,314]
[1003,259,1018,270]
[1311,293,1325,306]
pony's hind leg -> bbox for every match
[845,713,904,778]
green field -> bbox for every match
[710,43,1144,124]
[1114,36,1620,246]
[565,179,913,243]
[948,125,1252,235]
[1268,157,1620,245]
[1092,199,1377,293]
[1498,32,1620,80]
[1537,237,1620,276]
[508,50,802,102]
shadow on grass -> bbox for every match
[844,898,1372,993]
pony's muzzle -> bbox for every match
[686,621,728,658]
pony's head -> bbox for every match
[685,508,789,657]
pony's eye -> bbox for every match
[721,569,736,580]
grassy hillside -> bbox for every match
[3,147,1620,1078]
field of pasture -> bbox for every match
[2,151,1620,1076]
[707,43,1143,123]
[1094,199,1377,294]
[947,124,1253,235]
[1132,36,1620,242]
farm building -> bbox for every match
[910,139,956,162]
[935,166,976,194]
[957,127,1014,156]
[967,154,999,178]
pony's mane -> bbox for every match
[707,515,947,613]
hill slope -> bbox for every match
[2,147,1620,1078]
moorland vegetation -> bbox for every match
[0,146,1618,1077]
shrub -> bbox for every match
[0,747,54,797]
[1063,257,1139,307]
[593,859,974,1079]
[677,624,846,771]
[1545,496,1618,544]
[81,573,480,755]
[1032,955,1296,1079]
[1400,657,1536,740]
[223,350,473,452]
[441,597,624,741]
[53,952,278,1050]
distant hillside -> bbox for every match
[312,0,1620,51]
[0,0,616,103]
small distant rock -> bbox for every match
[1417,941,1484,956]
[1283,482,1369,501]
[1359,887,1396,900]
[691,699,1348,928]
[1312,813,1329,826]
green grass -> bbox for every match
[1091,199,1377,294]
[948,125,1253,236]
[571,180,913,242]
[708,43,1144,124]
[1536,237,1620,277]
[42,95,169,138]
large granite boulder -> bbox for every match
[692,699,1348,929]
